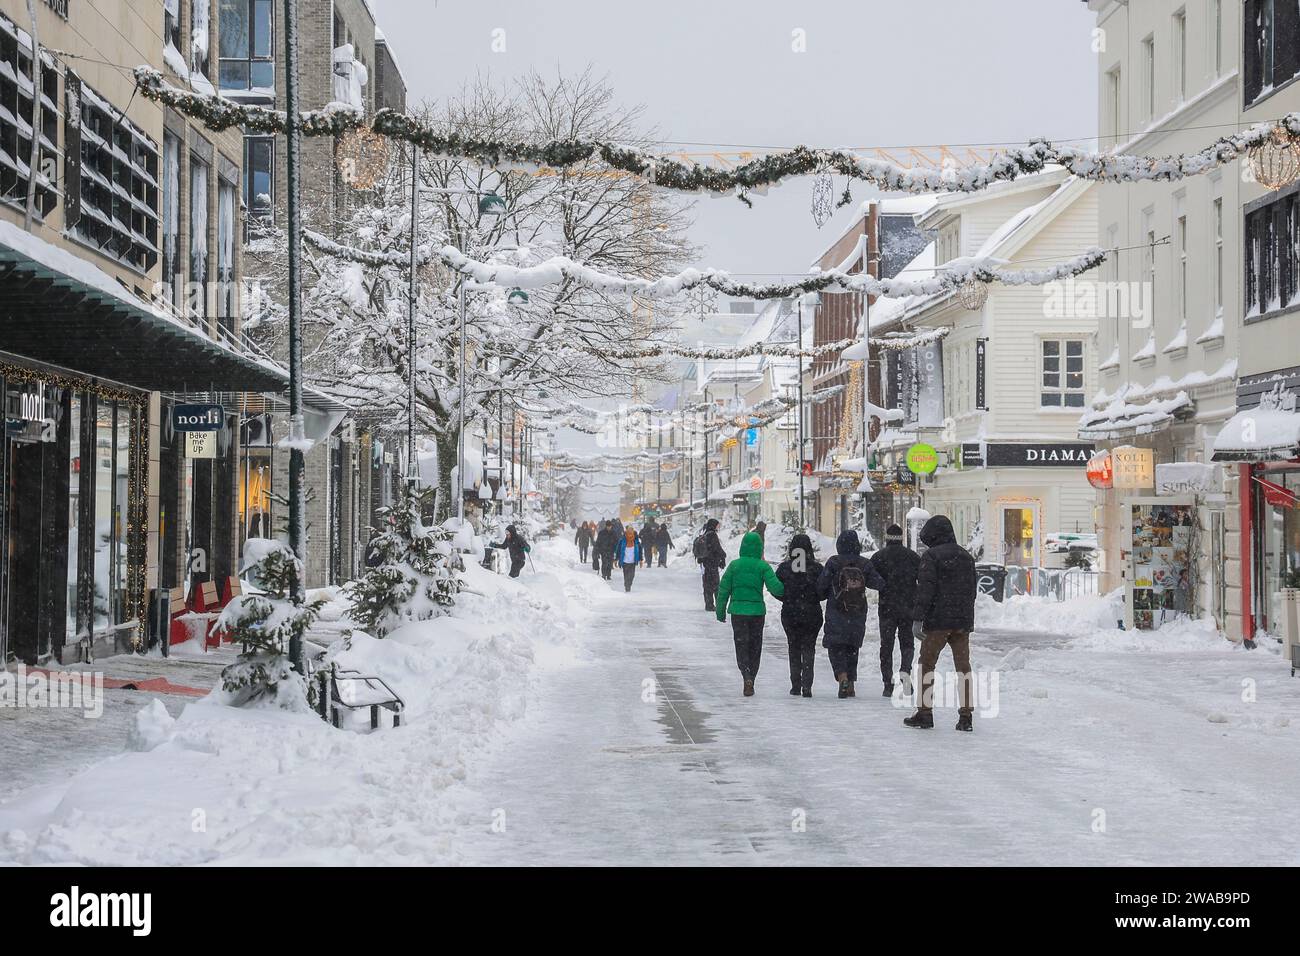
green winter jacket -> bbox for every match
[716,532,784,621]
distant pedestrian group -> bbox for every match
[696,516,977,732]
[579,516,674,592]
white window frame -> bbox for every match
[1173,8,1187,103]
[1039,337,1087,409]
[1212,192,1224,320]
[1106,66,1123,144]
[1142,35,1156,121]
[1174,192,1188,323]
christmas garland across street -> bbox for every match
[300,228,1108,302]
[134,67,1300,199]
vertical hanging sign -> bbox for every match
[975,337,987,410]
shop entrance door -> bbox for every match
[2,436,44,662]
[1001,506,1037,568]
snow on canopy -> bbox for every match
[1212,388,1300,462]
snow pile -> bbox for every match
[0,547,607,865]
[977,589,1122,636]
[1066,613,1226,653]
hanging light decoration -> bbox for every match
[335,126,389,190]
[1248,125,1300,190]
[957,275,989,310]
[810,169,834,228]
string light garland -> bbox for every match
[132,67,1300,199]
[336,126,390,191]
[957,275,989,310]
[1248,126,1300,189]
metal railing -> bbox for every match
[1001,565,1102,601]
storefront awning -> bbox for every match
[1078,391,1193,441]
[1211,406,1300,463]
[0,223,288,394]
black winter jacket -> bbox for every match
[911,515,977,632]
[869,540,921,619]
[775,534,824,633]
[594,526,617,557]
[816,530,885,647]
[655,526,673,549]
[699,528,727,570]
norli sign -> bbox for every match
[173,404,224,460]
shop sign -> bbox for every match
[960,443,984,468]
[1112,445,1155,489]
[905,442,939,475]
[1258,477,1297,509]
[731,493,748,505]
[5,382,56,443]
[172,404,224,432]
[1155,462,1222,497]
[185,431,218,459]
[985,442,1096,467]
[1086,450,1113,489]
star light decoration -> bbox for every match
[336,126,390,191]
[810,170,835,228]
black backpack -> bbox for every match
[692,534,707,562]
[834,563,869,614]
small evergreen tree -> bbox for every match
[346,483,463,636]
[215,540,325,707]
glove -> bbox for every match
[912,620,925,641]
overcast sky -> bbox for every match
[373,0,1098,275]
[371,0,1099,513]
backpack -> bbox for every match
[692,534,706,562]
[834,563,869,615]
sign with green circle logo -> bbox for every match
[905,442,939,475]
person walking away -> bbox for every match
[655,523,672,567]
[641,518,657,567]
[715,531,784,697]
[575,521,593,564]
[869,523,921,697]
[491,524,531,578]
[817,529,885,699]
[694,518,727,611]
[775,533,824,697]
[595,520,617,580]
[904,515,978,731]
[615,527,642,592]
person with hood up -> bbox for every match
[640,518,657,567]
[869,523,921,697]
[775,533,824,697]
[655,523,673,567]
[694,517,728,611]
[614,527,643,592]
[904,514,978,732]
[594,520,617,580]
[816,529,886,699]
[715,530,785,696]
[491,524,531,578]
[575,521,593,564]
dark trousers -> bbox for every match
[621,562,636,591]
[592,549,600,570]
[600,553,613,579]
[702,565,720,609]
[918,628,974,716]
[578,543,589,562]
[826,643,860,682]
[509,557,525,578]
[783,623,819,690]
[643,544,653,566]
[878,612,914,684]
[657,548,668,567]
[731,614,765,681]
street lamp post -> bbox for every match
[282,0,306,673]
[407,145,419,485]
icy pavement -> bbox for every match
[1,542,1296,866]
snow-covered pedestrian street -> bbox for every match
[6,540,1292,867]
[445,548,1299,866]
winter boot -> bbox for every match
[801,686,812,698]
[955,713,973,732]
[743,679,755,697]
[790,684,801,696]
[836,673,849,699]
[903,710,934,729]
[882,682,894,697]
[846,681,856,698]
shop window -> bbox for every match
[164,0,183,60]
[219,0,274,94]
[191,0,210,78]
[1041,339,1086,407]
[65,391,81,640]
[65,72,160,273]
